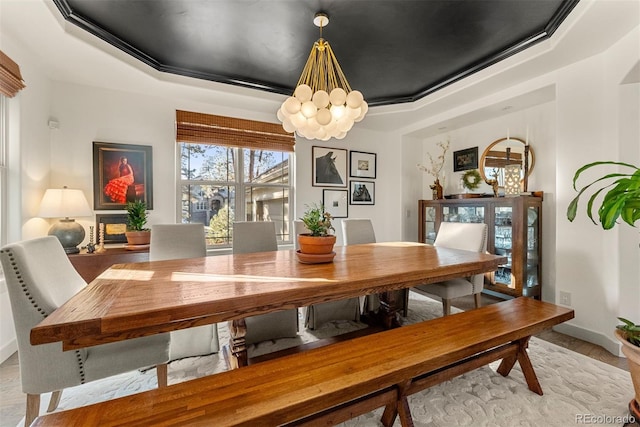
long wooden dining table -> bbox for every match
[31,242,507,367]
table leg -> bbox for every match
[364,290,403,329]
[224,319,248,369]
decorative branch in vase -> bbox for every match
[417,139,450,199]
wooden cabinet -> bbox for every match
[418,195,542,299]
[68,248,149,283]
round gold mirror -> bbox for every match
[480,137,535,187]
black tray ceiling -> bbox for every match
[53,0,578,106]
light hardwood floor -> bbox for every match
[0,294,630,427]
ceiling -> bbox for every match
[51,0,578,107]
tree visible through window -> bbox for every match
[180,143,291,247]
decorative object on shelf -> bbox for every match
[125,200,151,246]
[93,141,153,210]
[485,168,500,197]
[312,146,347,187]
[95,222,107,253]
[349,180,375,205]
[417,139,450,199]
[86,226,96,253]
[297,203,336,263]
[503,164,521,196]
[453,147,478,172]
[523,143,530,192]
[37,186,93,254]
[567,161,640,418]
[480,137,535,188]
[461,169,482,192]
[277,12,367,141]
[95,213,128,244]
[430,179,444,200]
[349,151,376,179]
[323,189,348,218]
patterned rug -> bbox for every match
[20,294,634,427]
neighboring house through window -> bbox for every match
[176,110,295,248]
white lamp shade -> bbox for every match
[38,187,93,218]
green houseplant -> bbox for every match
[300,203,335,237]
[125,200,150,245]
[567,160,640,415]
[297,203,336,261]
[567,161,640,229]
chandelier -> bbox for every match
[277,13,368,141]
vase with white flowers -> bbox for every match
[417,139,450,199]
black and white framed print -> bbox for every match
[349,180,375,205]
[349,150,376,179]
[312,146,347,187]
[323,189,348,218]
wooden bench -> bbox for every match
[31,298,573,427]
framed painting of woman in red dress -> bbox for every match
[92,141,153,210]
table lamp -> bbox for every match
[38,186,93,254]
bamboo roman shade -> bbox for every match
[0,50,26,98]
[176,110,295,152]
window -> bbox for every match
[177,111,294,248]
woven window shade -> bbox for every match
[0,51,26,98]
[176,110,295,152]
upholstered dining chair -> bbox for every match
[412,222,488,316]
[0,236,170,427]
[342,219,409,317]
[149,224,220,360]
[295,220,361,330]
[232,221,299,345]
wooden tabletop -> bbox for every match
[31,242,507,350]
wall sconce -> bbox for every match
[504,164,521,197]
[38,186,93,254]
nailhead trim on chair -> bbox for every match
[1,248,87,383]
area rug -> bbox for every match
[19,294,634,427]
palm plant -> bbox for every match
[566,161,640,229]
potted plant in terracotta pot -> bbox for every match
[567,160,640,416]
[125,200,150,246]
[297,203,336,263]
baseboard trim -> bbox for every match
[0,338,17,364]
[553,323,622,357]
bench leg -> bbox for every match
[497,337,543,395]
[381,381,414,427]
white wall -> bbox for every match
[552,27,640,355]
[407,26,639,356]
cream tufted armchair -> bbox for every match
[0,236,169,426]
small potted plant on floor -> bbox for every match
[125,200,151,246]
[567,160,640,416]
[297,203,336,262]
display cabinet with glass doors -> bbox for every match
[418,195,543,299]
